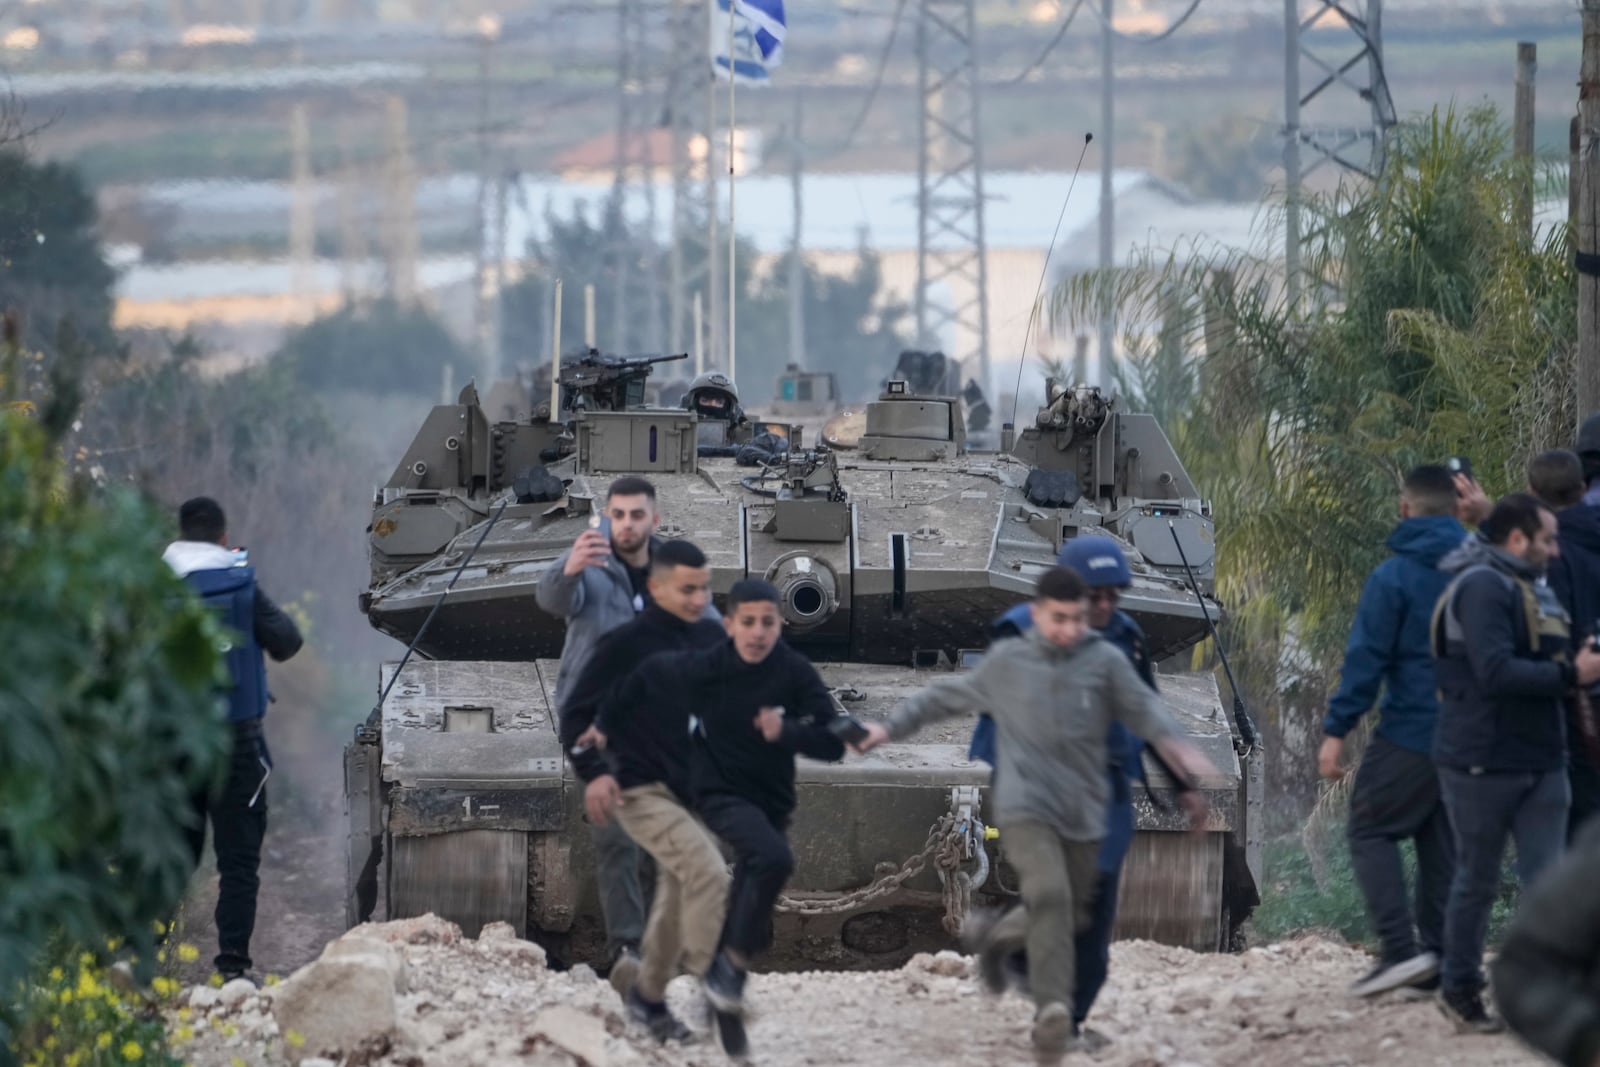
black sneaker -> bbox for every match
[626,989,694,1044]
[1348,952,1438,998]
[708,1001,749,1059]
[217,969,260,988]
[1395,974,1441,1002]
[1436,987,1505,1034]
[704,952,748,1016]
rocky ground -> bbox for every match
[167,915,1548,1067]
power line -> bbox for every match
[1088,0,1205,45]
[828,0,912,160]
[1000,0,1090,85]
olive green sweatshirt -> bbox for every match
[885,627,1179,842]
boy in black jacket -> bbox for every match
[631,579,845,1047]
[559,540,727,1042]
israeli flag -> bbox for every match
[711,0,787,85]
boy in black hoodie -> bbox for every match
[629,579,845,1048]
[559,540,727,1041]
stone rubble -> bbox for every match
[167,916,1548,1067]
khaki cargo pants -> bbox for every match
[991,820,1102,1012]
[614,782,730,1000]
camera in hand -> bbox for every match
[828,715,871,745]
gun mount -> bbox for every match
[557,349,689,416]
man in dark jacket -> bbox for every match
[1554,417,1600,841]
[1319,465,1465,998]
[1492,819,1600,1067]
[634,579,846,1056]
[163,496,303,982]
[561,539,727,1043]
[1432,493,1600,1032]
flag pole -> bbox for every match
[726,0,738,385]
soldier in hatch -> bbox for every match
[684,372,749,447]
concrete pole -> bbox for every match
[1097,0,1115,380]
[584,284,597,349]
[288,103,315,320]
[708,63,723,371]
[1514,42,1536,246]
[788,92,807,371]
[694,289,704,376]
[1580,0,1600,422]
[1283,0,1302,310]
[551,279,564,418]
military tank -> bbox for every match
[346,352,1262,967]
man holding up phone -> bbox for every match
[542,475,663,990]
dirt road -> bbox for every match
[170,917,1546,1067]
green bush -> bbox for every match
[1253,832,1520,951]
[276,296,466,399]
[1,368,228,1057]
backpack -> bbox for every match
[185,564,268,722]
[1431,564,1571,664]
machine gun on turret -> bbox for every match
[556,349,688,416]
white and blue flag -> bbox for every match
[711,0,787,85]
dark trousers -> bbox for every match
[1072,865,1121,1025]
[1438,765,1569,995]
[185,722,270,975]
[698,794,794,961]
[591,817,653,959]
[1346,736,1455,963]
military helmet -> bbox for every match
[687,371,740,406]
[1578,412,1600,457]
[1056,535,1132,588]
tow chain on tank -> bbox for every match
[775,820,946,917]
[777,788,991,936]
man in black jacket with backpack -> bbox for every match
[1432,493,1600,1033]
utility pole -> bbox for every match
[1282,0,1395,309]
[336,121,366,302]
[1579,0,1600,421]
[289,102,315,320]
[707,64,723,372]
[383,95,418,306]
[914,0,993,400]
[1097,0,1114,377]
[1514,42,1536,247]
[788,91,806,370]
[473,26,502,384]
[611,0,644,355]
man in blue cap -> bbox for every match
[966,534,1203,1052]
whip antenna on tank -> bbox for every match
[364,496,512,732]
[1167,520,1258,752]
[1006,132,1094,431]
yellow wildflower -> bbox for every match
[285,1029,306,1048]
[208,973,224,989]
[65,1053,82,1067]
[263,973,282,987]
[151,920,167,936]
[172,1025,195,1044]
[79,952,95,967]
[121,1039,143,1061]
[58,990,72,1004]
[49,1015,60,1028]
[96,1033,112,1050]
[76,971,101,998]
[152,976,178,998]
[176,944,200,963]
[176,1007,192,1021]
[48,967,64,983]
[231,1058,247,1067]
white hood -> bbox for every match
[163,540,239,578]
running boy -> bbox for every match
[856,566,1214,1064]
[631,578,846,1055]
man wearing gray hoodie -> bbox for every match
[541,475,662,985]
[856,567,1213,1063]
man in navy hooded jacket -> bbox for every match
[1319,465,1466,999]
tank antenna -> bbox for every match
[1166,520,1258,752]
[1007,132,1094,431]
[366,497,512,730]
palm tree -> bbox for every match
[1049,104,1576,823]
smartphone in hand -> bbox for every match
[1448,455,1474,482]
[591,513,612,541]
